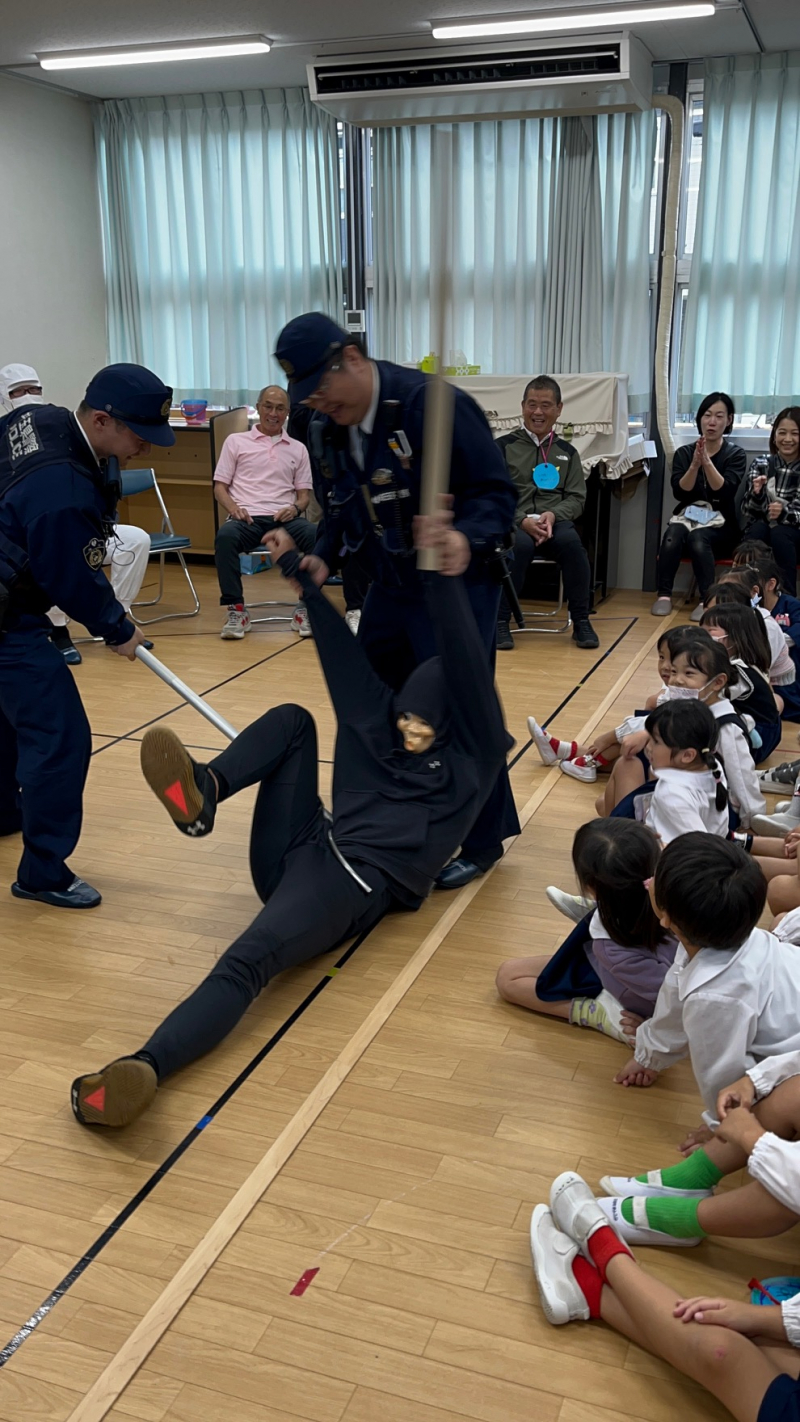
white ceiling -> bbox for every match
[0,0,796,100]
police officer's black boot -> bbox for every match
[496,619,514,651]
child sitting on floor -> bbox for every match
[700,603,783,759]
[596,1046,800,1249]
[608,698,730,841]
[614,835,800,1129]
[495,819,677,1042]
[527,625,697,787]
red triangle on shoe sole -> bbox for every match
[164,780,188,814]
[84,1085,105,1112]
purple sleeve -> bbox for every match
[589,936,677,1018]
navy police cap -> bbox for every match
[84,363,176,447]
[274,313,351,403]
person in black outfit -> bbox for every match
[652,392,746,618]
[70,509,512,1129]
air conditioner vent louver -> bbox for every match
[309,33,653,125]
[315,45,622,96]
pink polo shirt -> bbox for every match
[213,426,313,517]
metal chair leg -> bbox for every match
[131,553,201,625]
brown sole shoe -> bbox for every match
[140,726,204,829]
[71,1057,158,1127]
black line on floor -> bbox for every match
[0,613,639,1362]
[506,618,638,771]
[0,921,380,1367]
[89,640,302,759]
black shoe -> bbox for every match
[435,856,484,889]
[50,628,82,665]
[140,727,217,836]
[11,875,101,909]
[572,618,599,650]
[496,620,514,651]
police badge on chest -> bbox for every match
[83,536,105,570]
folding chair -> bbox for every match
[512,558,572,636]
[122,468,201,624]
[238,549,297,626]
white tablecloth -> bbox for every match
[448,372,633,479]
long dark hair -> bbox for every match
[645,699,728,811]
[706,576,751,608]
[572,819,668,953]
[770,407,800,459]
[700,604,771,674]
[733,538,772,569]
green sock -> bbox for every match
[621,1195,706,1239]
[635,1149,725,1192]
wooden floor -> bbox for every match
[0,564,798,1422]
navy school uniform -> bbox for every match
[0,405,135,891]
[771,593,800,721]
[307,360,521,863]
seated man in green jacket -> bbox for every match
[496,375,598,651]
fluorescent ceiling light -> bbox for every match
[432,4,715,40]
[38,35,271,70]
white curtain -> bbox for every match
[373,112,654,413]
[680,53,800,415]
[94,90,343,403]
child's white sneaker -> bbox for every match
[596,1196,701,1247]
[546,887,594,922]
[529,1204,590,1325]
[550,1171,623,1256]
[599,1172,712,1199]
[527,717,575,766]
[560,755,598,783]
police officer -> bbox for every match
[0,363,175,908]
[274,312,520,889]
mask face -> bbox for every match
[662,685,700,701]
[751,593,761,606]
[396,713,435,754]
[10,393,44,408]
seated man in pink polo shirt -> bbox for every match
[214,385,316,639]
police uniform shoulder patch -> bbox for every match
[278,358,295,376]
[161,398,171,417]
[83,537,106,570]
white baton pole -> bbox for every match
[134,646,239,742]
[418,125,455,574]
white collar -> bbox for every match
[360,364,380,436]
[652,766,715,786]
[73,411,100,466]
[677,927,767,998]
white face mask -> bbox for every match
[664,679,716,702]
[10,393,44,408]
[751,593,761,607]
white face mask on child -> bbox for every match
[662,681,716,703]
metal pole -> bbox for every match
[135,646,238,741]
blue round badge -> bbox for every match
[534,462,560,490]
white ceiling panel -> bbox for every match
[0,1,794,100]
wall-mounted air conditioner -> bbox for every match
[308,32,652,126]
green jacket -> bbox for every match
[496,427,587,527]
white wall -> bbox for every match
[0,75,107,406]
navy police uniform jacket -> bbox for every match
[0,405,134,646]
[307,361,517,590]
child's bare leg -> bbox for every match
[768,871,800,914]
[605,755,646,811]
[755,854,798,883]
[696,1179,798,1237]
[600,1254,782,1422]
[495,955,571,1018]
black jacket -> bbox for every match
[278,551,512,903]
[670,439,746,524]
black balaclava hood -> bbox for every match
[394,657,449,746]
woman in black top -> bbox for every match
[652,392,746,617]
[738,406,800,594]
[70,509,513,1129]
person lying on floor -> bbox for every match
[70,506,512,1128]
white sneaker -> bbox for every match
[690,602,704,623]
[560,756,598,783]
[345,609,361,636]
[752,810,800,837]
[550,1171,626,1258]
[527,717,572,766]
[291,604,313,638]
[546,887,594,922]
[596,1196,701,1248]
[529,1205,590,1326]
[221,605,251,639]
[599,1172,712,1200]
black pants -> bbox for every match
[743,519,800,596]
[215,515,316,605]
[498,522,591,623]
[656,521,734,599]
[141,705,393,1080]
